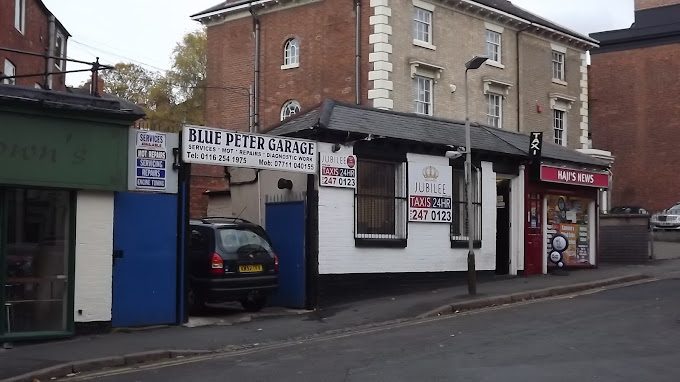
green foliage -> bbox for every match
[99,28,206,131]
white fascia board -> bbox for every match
[192,0,274,21]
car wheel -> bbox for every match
[187,284,206,315]
[241,297,267,313]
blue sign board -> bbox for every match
[133,131,167,192]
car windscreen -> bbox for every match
[217,228,274,254]
[667,206,680,214]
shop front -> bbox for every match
[0,86,142,341]
[524,163,610,275]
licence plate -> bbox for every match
[239,264,263,273]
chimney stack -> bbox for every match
[635,0,680,10]
[83,76,105,97]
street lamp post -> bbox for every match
[464,55,488,296]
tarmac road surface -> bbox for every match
[66,278,680,382]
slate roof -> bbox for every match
[268,99,609,168]
[472,0,597,44]
[0,84,146,120]
[66,86,146,116]
[192,0,597,44]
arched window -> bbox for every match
[283,38,299,67]
[280,100,301,121]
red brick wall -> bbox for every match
[205,0,363,133]
[635,0,680,10]
[190,164,228,218]
[0,0,66,90]
[196,0,369,217]
[590,44,680,213]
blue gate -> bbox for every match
[266,201,306,309]
[112,192,178,327]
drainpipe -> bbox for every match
[47,15,56,90]
[355,0,361,104]
[516,24,531,133]
[250,7,261,132]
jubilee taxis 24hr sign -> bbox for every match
[408,162,453,223]
[181,125,317,174]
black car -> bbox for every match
[187,217,278,313]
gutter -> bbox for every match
[250,6,261,132]
[191,0,273,21]
[47,15,56,89]
[459,0,599,48]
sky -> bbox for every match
[42,0,635,87]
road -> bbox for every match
[67,278,680,382]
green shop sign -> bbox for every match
[0,112,128,190]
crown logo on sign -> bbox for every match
[422,166,439,181]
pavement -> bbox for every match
[2,258,680,382]
[72,277,680,382]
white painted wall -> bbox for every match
[74,191,114,322]
[317,143,498,274]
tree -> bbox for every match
[100,62,158,106]
[166,29,207,126]
[98,28,207,130]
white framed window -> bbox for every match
[486,93,502,128]
[280,100,301,121]
[55,33,66,70]
[355,159,407,240]
[3,59,16,85]
[282,38,299,69]
[413,7,432,44]
[414,75,433,116]
[486,30,501,63]
[553,109,566,146]
[14,0,25,34]
[552,51,565,81]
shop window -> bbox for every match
[546,195,592,267]
[3,188,73,334]
[450,168,482,247]
[355,159,407,242]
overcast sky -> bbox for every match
[42,0,635,86]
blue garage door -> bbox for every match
[112,192,178,327]
[266,201,306,309]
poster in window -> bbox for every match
[408,162,452,223]
[546,195,591,266]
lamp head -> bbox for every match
[465,55,489,70]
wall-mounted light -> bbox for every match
[332,143,341,152]
[277,178,293,190]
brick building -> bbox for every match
[189,0,601,217]
[0,0,69,90]
[590,0,680,213]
